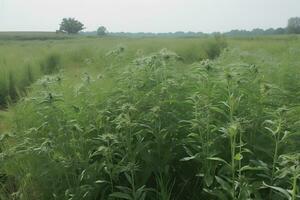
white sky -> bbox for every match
[0,0,299,33]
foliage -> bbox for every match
[287,17,300,34]
[0,36,299,200]
[59,18,84,34]
[97,26,108,36]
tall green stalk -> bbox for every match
[225,75,240,199]
[291,174,298,200]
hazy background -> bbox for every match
[0,0,299,32]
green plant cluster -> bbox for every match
[0,36,299,200]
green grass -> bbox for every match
[0,35,299,200]
[0,32,70,41]
[0,36,225,107]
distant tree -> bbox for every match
[264,28,275,35]
[174,31,185,36]
[59,18,84,34]
[97,26,108,36]
[251,28,264,35]
[287,17,300,34]
[274,28,286,35]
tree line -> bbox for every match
[58,17,300,37]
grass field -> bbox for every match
[0,33,299,200]
[0,35,225,107]
[0,32,70,41]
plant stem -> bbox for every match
[231,134,236,199]
[239,129,242,178]
[227,79,237,199]
[271,141,278,184]
[291,174,298,200]
[131,170,136,200]
[269,140,278,199]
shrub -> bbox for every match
[203,35,228,59]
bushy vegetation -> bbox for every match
[0,35,299,200]
[59,18,85,34]
[0,37,225,107]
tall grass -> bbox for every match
[40,53,61,74]
[0,36,226,107]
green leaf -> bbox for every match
[207,157,231,167]
[95,180,108,184]
[110,192,132,200]
[215,176,232,196]
[221,101,230,109]
[136,185,146,199]
[241,148,253,155]
[280,131,290,143]
[239,165,265,172]
[180,154,198,161]
[210,106,227,118]
[204,172,214,187]
[264,120,275,125]
[204,188,229,200]
[125,173,133,185]
[183,146,194,157]
[263,182,291,199]
[265,127,276,136]
[115,186,131,193]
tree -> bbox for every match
[287,17,300,34]
[97,26,108,36]
[274,28,286,35]
[59,18,84,34]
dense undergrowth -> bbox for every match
[0,36,299,200]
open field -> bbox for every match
[0,34,299,200]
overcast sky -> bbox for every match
[0,0,299,33]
